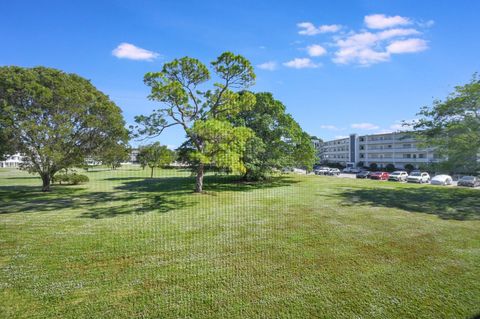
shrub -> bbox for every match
[53,173,89,185]
[386,164,396,172]
[369,163,378,171]
[404,164,415,172]
[69,174,89,185]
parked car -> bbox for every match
[343,167,361,173]
[370,172,389,180]
[327,168,341,176]
[388,171,409,182]
[430,174,453,186]
[356,171,371,179]
[407,171,430,184]
[314,167,330,175]
[457,176,480,187]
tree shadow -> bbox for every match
[115,175,299,193]
[336,186,480,221]
[0,186,84,214]
[0,175,298,219]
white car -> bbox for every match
[407,171,431,183]
[388,171,409,182]
[327,168,341,176]
[314,167,330,175]
[430,174,453,186]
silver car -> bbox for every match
[388,171,409,182]
[430,174,453,186]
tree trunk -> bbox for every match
[195,164,204,193]
[41,173,51,192]
[151,166,154,178]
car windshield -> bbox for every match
[461,176,475,181]
[391,172,401,175]
[410,172,421,176]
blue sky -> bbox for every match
[1,0,479,147]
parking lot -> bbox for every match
[334,173,470,188]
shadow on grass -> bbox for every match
[337,186,480,221]
[0,175,298,219]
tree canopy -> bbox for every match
[411,73,480,174]
[133,52,256,192]
[230,92,316,180]
[0,66,129,191]
[137,142,175,178]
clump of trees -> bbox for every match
[137,142,175,178]
[0,66,129,191]
[133,52,315,192]
[410,73,480,175]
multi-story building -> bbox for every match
[0,153,24,168]
[317,132,439,169]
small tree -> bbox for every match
[133,52,256,192]
[404,163,415,172]
[98,142,131,170]
[369,163,378,171]
[138,142,175,178]
[0,66,129,191]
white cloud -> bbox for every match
[297,22,342,35]
[364,14,411,29]
[320,125,340,130]
[387,38,428,53]
[351,123,380,130]
[112,43,159,61]
[306,44,327,57]
[283,58,319,69]
[332,28,425,65]
[377,28,420,40]
[257,61,277,71]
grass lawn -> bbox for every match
[1,166,479,318]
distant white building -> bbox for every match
[315,132,440,169]
[0,153,24,168]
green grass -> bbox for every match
[1,166,479,318]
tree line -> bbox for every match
[1,55,478,192]
[0,53,315,192]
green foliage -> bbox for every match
[190,119,253,173]
[0,66,129,191]
[97,142,131,170]
[137,142,175,177]
[230,92,316,181]
[54,173,89,185]
[386,163,396,172]
[369,163,378,171]
[134,52,256,192]
[411,73,480,174]
[404,164,415,172]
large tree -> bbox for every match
[133,52,256,192]
[411,73,480,174]
[137,142,175,178]
[0,66,129,191]
[230,92,316,180]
